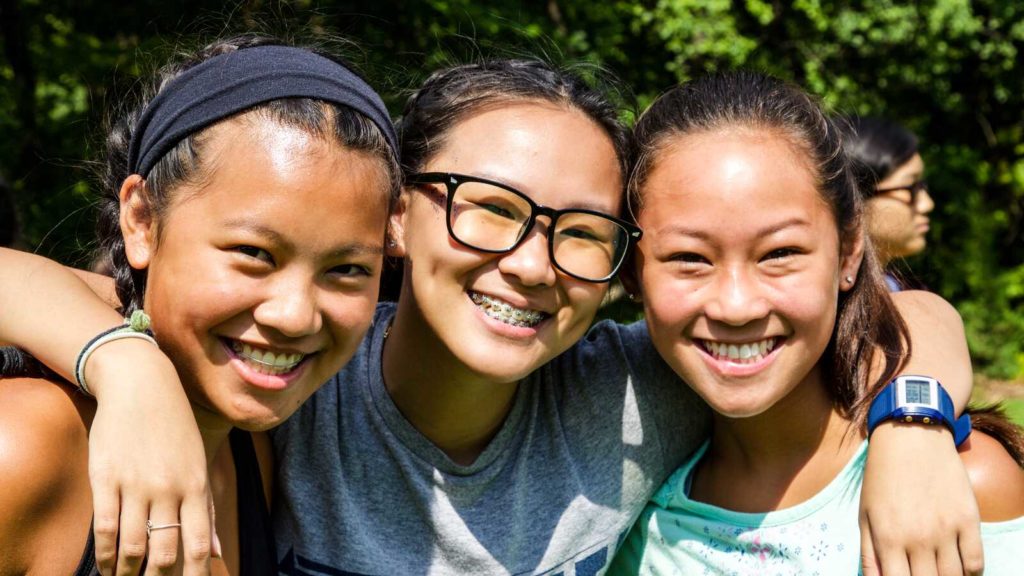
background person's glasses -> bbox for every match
[874,180,928,207]
[406,172,642,283]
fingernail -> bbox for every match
[213,530,223,558]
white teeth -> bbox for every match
[701,338,778,364]
[470,292,547,328]
[231,341,305,375]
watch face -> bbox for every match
[897,377,940,409]
[904,379,932,404]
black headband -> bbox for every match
[128,45,398,177]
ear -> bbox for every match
[617,258,642,304]
[839,227,866,292]
[119,174,157,270]
[386,187,411,258]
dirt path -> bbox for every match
[974,376,1024,401]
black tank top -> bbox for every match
[74,429,277,574]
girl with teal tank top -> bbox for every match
[610,72,1024,575]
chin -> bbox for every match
[700,388,777,420]
[227,409,288,432]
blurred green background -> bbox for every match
[1,1,1021,399]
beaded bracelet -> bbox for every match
[74,310,157,396]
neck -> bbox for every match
[192,406,235,467]
[693,366,863,511]
[382,297,519,466]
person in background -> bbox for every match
[844,116,935,291]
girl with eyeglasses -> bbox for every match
[0,61,988,574]
[845,116,936,291]
[610,72,1024,576]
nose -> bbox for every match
[704,266,770,326]
[252,272,323,338]
[916,189,935,215]
[497,220,557,287]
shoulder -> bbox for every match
[959,430,1024,521]
[0,377,92,570]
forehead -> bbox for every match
[639,128,835,238]
[425,101,623,214]
[162,117,389,243]
[880,152,924,186]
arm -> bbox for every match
[0,247,214,575]
[861,290,982,576]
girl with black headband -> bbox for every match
[0,62,986,574]
[0,36,398,574]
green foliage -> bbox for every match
[1,0,1021,378]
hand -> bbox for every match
[86,339,216,575]
[860,422,983,576]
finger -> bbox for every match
[935,540,963,576]
[860,517,881,576]
[874,532,912,576]
[179,488,213,575]
[115,499,149,576]
[91,479,122,576]
[142,501,182,575]
[958,526,985,576]
[908,548,939,576]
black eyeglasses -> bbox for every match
[406,172,642,283]
[874,180,928,207]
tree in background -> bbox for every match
[1,0,1021,378]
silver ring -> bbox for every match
[146,519,182,537]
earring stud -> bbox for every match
[845,275,854,284]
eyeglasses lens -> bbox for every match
[449,181,627,281]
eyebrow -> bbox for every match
[663,217,811,239]
[222,219,384,257]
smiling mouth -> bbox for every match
[229,340,307,375]
[698,338,778,364]
[469,292,549,328]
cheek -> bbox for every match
[321,292,378,354]
[639,264,694,327]
[868,203,914,239]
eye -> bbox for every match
[234,245,274,265]
[474,201,517,220]
[762,247,801,262]
[559,227,601,242]
[670,252,710,265]
[329,263,372,278]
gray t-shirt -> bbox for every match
[272,303,709,575]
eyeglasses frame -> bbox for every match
[405,171,643,283]
[874,179,929,208]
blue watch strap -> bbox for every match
[867,377,972,447]
[953,413,972,446]
[867,381,896,433]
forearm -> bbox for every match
[860,290,982,576]
[0,248,124,380]
[890,289,972,413]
